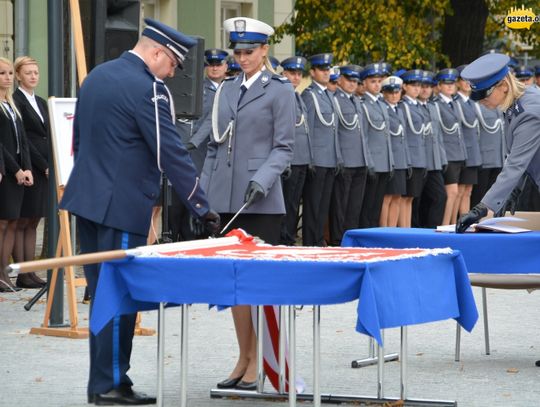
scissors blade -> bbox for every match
[220,201,249,235]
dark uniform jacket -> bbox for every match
[60,51,209,236]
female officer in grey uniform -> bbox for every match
[201,17,295,390]
[398,69,427,228]
[470,101,505,207]
[455,65,482,223]
[457,53,540,235]
[380,75,409,227]
[434,68,468,225]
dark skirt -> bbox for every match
[385,169,407,195]
[404,168,425,198]
[444,161,466,185]
[0,175,24,219]
[20,171,48,217]
[459,166,479,185]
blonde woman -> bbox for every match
[201,17,294,390]
[0,57,32,292]
[457,53,539,232]
[13,56,49,288]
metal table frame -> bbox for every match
[156,304,457,407]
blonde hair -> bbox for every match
[0,57,21,118]
[14,56,38,72]
[263,55,277,75]
[500,72,526,111]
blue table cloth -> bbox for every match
[342,228,540,274]
[90,251,478,345]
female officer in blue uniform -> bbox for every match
[60,19,219,405]
[201,17,295,390]
[457,53,540,234]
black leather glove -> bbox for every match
[308,164,316,176]
[406,167,413,179]
[190,209,221,236]
[442,164,448,174]
[456,202,488,233]
[244,181,265,208]
[334,163,344,176]
[494,185,522,217]
[282,166,292,180]
[185,142,196,151]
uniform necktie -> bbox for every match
[238,85,247,106]
[448,101,454,110]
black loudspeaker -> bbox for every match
[84,0,140,69]
[164,36,205,119]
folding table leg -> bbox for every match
[279,306,286,394]
[157,302,165,407]
[180,305,189,407]
[482,287,490,355]
[313,305,321,407]
[257,305,265,393]
[288,306,296,407]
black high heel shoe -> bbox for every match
[216,376,243,389]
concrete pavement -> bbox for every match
[1,283,540,407]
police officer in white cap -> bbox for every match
[457,53,540,234]
[202,17,295,390]
[60,18,220,405]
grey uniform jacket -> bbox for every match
[420,102,447,171]
[399,97,426,168]
[301,83,341,168]
[360,94,393,172]
[433,97,468,162]
[333,88,370,168]
[291,92,312,166]
[383,101,410,170]
[475,104,506,169]
[200,72,295,214]
[455,94,482,167]
[482,87,540,212]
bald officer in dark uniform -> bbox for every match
[60,19,219,405]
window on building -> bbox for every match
[220,1,254,49]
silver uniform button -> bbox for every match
[195,203,202,208]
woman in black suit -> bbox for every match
[0,57,33,292]
[12,56,49,288]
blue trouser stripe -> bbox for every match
[113,232,130,387]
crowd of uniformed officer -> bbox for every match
[172,47,540,247]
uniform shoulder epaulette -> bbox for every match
[271,73,290,84]
[223,76,236,82]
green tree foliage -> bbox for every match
[273,0,452,69]
[273,0,540,68]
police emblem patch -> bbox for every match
[235,20,246,37]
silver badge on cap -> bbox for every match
[235,19,246,37]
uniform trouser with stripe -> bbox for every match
[302,166,335,246]
[417,170,447,228]
[280,165,308,245]
[77,216,146,396]
[329,166,368,246]
[359,172,390,228]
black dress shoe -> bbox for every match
[235,380,257,391]
[216,375,243,389]
[92,387,156,405]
